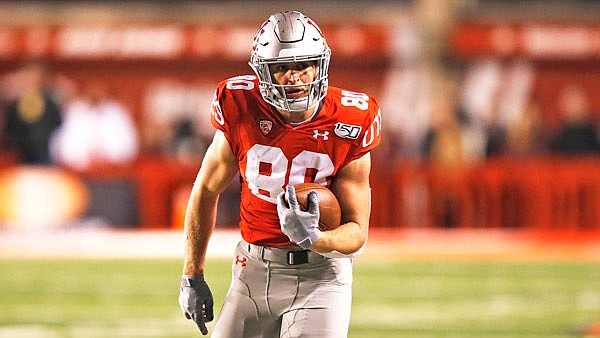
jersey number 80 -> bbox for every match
[246,145,334,204]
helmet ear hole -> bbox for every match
[249,11,331,113]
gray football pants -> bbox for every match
[211,240,353,338]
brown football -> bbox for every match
[294,182,341,231]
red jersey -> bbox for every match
[210,75,382,246]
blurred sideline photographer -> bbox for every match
[179,10,382,337]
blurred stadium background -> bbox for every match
[0,0,599,337]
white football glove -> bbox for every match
[277,184,322,249]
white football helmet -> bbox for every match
[249,11,331,113]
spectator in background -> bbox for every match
[421,94,481,168]
[484,108,508,158]
[50,81,139,171]
[141,81,215,163]
[3,62,63,164]
[550,85,599,155]
[162,118,207,166]
[504,100,546,157]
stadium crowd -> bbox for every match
[1,60,597,170]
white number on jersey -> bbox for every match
[245,145,335,203]
[210,90,225,126]
[362,109,382,148]
[225,75,256,90]
[341,90,369,111]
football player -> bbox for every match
[179,10,382,337]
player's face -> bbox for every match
[269,61,317,100]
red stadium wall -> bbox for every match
[370,157,600,230]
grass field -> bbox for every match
[1,258,599,338]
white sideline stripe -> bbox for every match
[0,228,241,259]
[1,228,599,260]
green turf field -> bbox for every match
[0,258,598,338]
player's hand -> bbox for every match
[179,274,214,335]
[277,184,322,249]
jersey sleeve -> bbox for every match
[350,96,382,161]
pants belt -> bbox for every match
[243,241,324,266]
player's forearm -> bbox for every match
[182,190,220,275]
[310,221,367,255]
[182,131,238,275]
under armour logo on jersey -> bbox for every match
[313,130,329,140]
[235,255,247,267]
[259,119,273,136]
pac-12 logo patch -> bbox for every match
[259,119,273,135]
[334,123,361,140]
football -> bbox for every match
[294,182,341,231]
